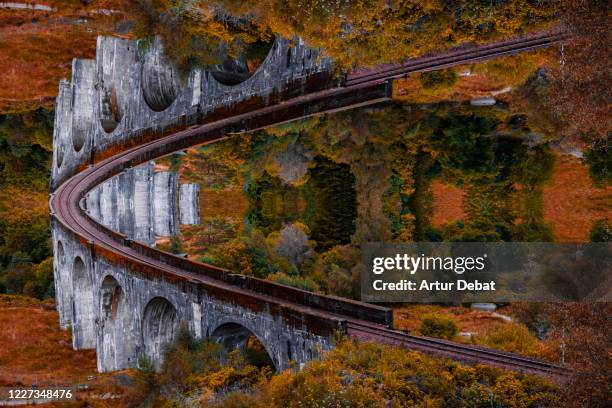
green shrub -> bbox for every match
[418,69,458,90]
[472,53,542,86]
[419,314,458,339]
[209,339,561,407]
[584,142,611,187]
[590,219,611,242]
[478,324,549,358]
[267,272,319,292]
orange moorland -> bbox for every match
[0,0,134,114]
[0,295,134,405]
[543,155,611,242]
[430,179,465,227]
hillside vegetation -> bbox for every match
[0,295,135,405]
[0,0,135,114]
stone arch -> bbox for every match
[70,59,95,152]
[141,296,178,368]
[141,39,180,112]
[100,275,124,320]
[54,238,72,329]
[99,84,122,133]
[72,125,86,152]
[210,38,275,86]
[99,275,133,371]
[210,322,276,370]
[56,240,65,265]
[72,256,95,349]
[56,142,64,168]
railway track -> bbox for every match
[50,32,570,379]
[347,321,566,378]
[346,30,569,86]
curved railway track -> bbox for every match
[346,30,570,85]
[347,321,566,377]
[50,31,570,380]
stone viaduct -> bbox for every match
[50,34,390,373]
[50,32,568,377]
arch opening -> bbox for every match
[142,297,178,368]
[72,256,95,348]
[100,275,124,321]
[99,275,133,370]
[141,42,180,112]
[72,127,86,152]
[210,322,275,370]
[56,143,64,168]
[99,85,122,133]
[210,39,275,86]
[56,240,65,265]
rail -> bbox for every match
[50,31,569,379]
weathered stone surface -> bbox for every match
[133,162,155,245]
[470,97,496,106]
[50,35,332,190]
[85,162,199,245]
[152,171,178,237]
[52,220,96,349]
[179,183,200,225]
[141,37,180,112]
[53,219,331,372]
[52,34,335,373]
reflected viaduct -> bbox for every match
[50,32,568,376]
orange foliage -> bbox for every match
[543,155,611,242]
[394,304,554,360]
[199,190,249,219]
[545,303,612,407]
[0,295,96,385]
[430,179,465,227]
[395,304,512,337]
[0,295,138,405]
[209,338,560,407]
[393,50,552,104]
[547,0,611,140]
[0,1,135,113]
[0,186,48,220]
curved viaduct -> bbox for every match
[50,32,568,376]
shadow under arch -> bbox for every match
[210,322,276,370]
[56,240,65,265]
[141,296,179,369]
[72,117,88,152]
[140,38,180,112]
[99,85,122,133]
[99,275,133,370]
[100,275,124,320]
[72,256,95,349]
[210,38,275,86]
[56,143,64,168]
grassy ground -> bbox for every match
[0,295,134,406]
[430,180,465,227]
[428,155,610,242]
[394,304,555,360]
[0,1,134,114]
[543,154,612,242]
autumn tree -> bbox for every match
[545,303,612,407]
[547,0,611,142]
